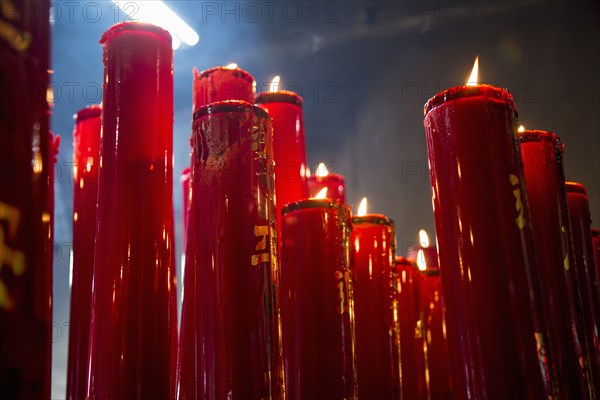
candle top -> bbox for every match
[100,22,172,46]
[255,90,303,106]
[565,181,588,196]
[518,129,564,159]
[282,198,348,215]
[74,105,102,122]
[195,65,255,84]
[424,84,516,116]
[395,256,417,268]
[352,214,394,228]
[193,100,269,121]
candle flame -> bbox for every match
[517,125,525,133]
[314,187,328,199]
[270,75,281,92]
[419,229,430,248]
[417,249,427,271]
[225,63,238,69]
[466,55,479,86]
[306,166,311,178]
[357,197,368,216]
[316,162,329,177]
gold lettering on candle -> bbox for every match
[335,271,345,315]
[251,225,270,266]
[0,202,25,309]
[509,174,526,229]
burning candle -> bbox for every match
[279,193,358,399]
[192,63,255,111]
[0,0,52,397]
[409,230,452,399]
[177,101,284,399]
[394,257,427,399]
[255,76,309,232]
[351,197,399,399]
[87,22,177,399]
[519,130,594,396]
[566,181,600,388]
[67,106,101,400]
[307,162,346,203]
[423,57,556,398]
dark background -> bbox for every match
[50,1,599,396]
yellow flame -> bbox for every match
[466,55,479,86]
[419,229,430,248]
[305,166,311,178]
[417,249,427,271]
[269,75,280,92]
[357,197,368,216]
[225,63,238,69]
[316,162,328,177]
[314,187,328,199]
[518,125,525,133]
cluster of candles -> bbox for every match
[2,16,600,400]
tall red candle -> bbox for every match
[593,229,600,289]
[177,101,284,399]
[566,181,600,388]
[87,22,177,399]
[280,199,357,399]
[519,131,594,397]
[67,106,101,400]
[424,84,556,398]
[307,170,346,203]
[394,257,426,399]
[180,167,190,252]
[351,212,398,399]
[0,0,52,397]
[193,65,255,111]
[255,90,309,228]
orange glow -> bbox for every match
[269,75,280,92]
[466,55,479,86]
[518,125,525,133]
[357,197,367,216]
[314,187,328,199]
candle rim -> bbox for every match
[394,256,417,269]
[518,129,564,159]
[193,100,269,121]
[281,198,349,215]
[74,105,102,122]
[255,90,303,106]
[310,172,345,183]
[591,228,599,237]
[352,214,394,228]
[195,65,255,84]
[100,21,172,46]
[423,84,516,116]
[565,181,588,196]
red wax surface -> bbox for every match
[255,91,309,232]
[0,0,52,397]
[351,215,398,399]
[280,199,357,399]
[87,22,177,399]
[67,106,101,400]
[424,84,556,398]
[180,167,190,251]
[177,101,284,399]
[394,257,427,399]
[566,182,600,390]
[307,173,346,203]
[593,229,600,294]
[193,66,255,111]
[520,131,595,397]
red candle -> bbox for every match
[0,0,52,397]
[351,200,398,399]
[566,181,600,388]
[255,86,309,230]
[394,257,427,399]
[180,167,190,251]
[67,106,101,400]
[593,229,600,288]
[307,165,346,203]
[193,64,255,111]
[423,71,556,396]
[519,130,595,397]
[87,22,177,399]
[177,101,284,399]
[279,198,357,399]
